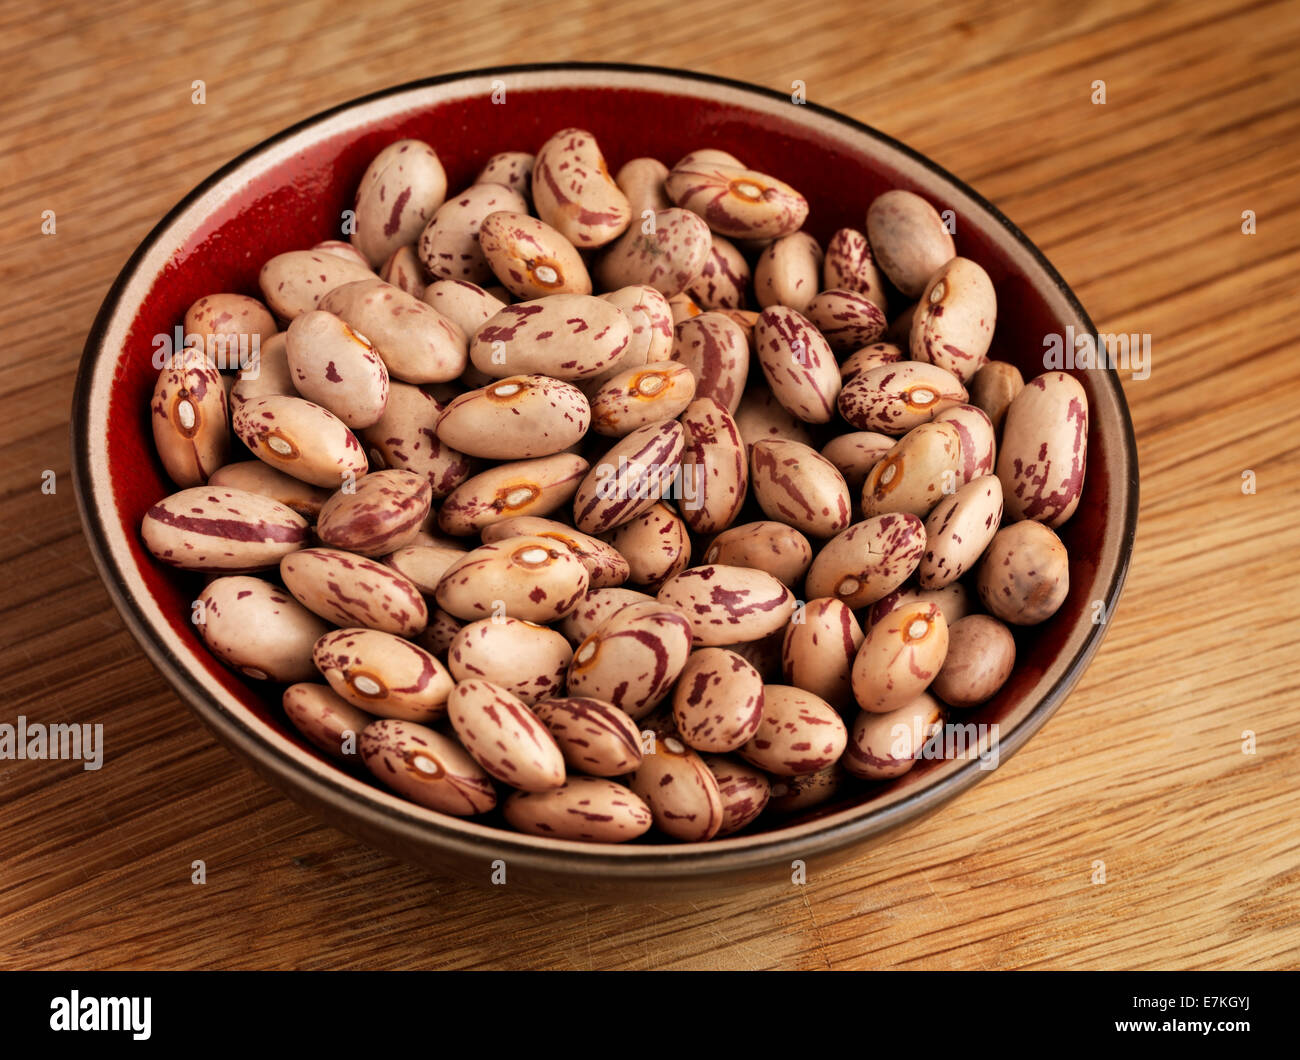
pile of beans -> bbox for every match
[141,129,1088,843]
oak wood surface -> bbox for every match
[1,0,1297,970]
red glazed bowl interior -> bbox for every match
[72,64,1137,897]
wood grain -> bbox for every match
[1,0,1297,970]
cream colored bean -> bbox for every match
[230,333,294,411]
[840,342,904,383]
[590,362,696,436]
[360,381,472,499]
[567,601,693,719]
[281,548,427,635]
[316,469,431,557]
[470,294,630,381]
[837,362,968,435]
[669,312,749,414]
[475,151,534,201]
[531,128,632,248]
[703,520,813,589]
[703,755,771,835]
[351,139,447,267]
[284,309,389,428]
[313,627,453,721]
[572,420,684,535]
[931,615,1016,707]
[673,648,765,753]
[604,502,690,590]
[867,581,973,629]
[258,250,376,319]
[666,160,808,240]
[851,600,949,713]
[865,190,956,298]
[141,486,308,573]
[933,403,997,484]
[969,360,1024,433]
[842,693,944,780]
[505,777,652,842]
[434,535,590,623]
[803,513,926,609]
[820,432,895,492]
[861,421,963,518]
[420,279,507,343]
[754,232,823,312]
[384,543,469,594]
[629,734,724,841]
[482,516,628,589]
[479,210,592,298]
[754,306,840,424]
[688,234,751,310]
[319,278,467,384]
[594,285,674,384]
[184,293,278,356]
[593,207,713,296]
[360,718,496,815]
[750,438,852,538]
[447,617,573,705]
[911,257,997,383]
[614,157,672,214]
[208,461,332,521]
[919,475,1003,589]
[437,453,588,536]
[314,240,372,268]
[738,685,847,776]
[198,575,328,681]
[822,228,886,309]
[656,564,795,646]
[996,371,1088,527]
[976,520,1070,625]
[556,587,656,646]
[282,683,372,761]
[232,394,368,488]
[678,397,748,535]
[436,375,590,458]
[781,597,864,708]
[379,244,427,298]
[734,385,815,451]
[805,289,888,353]
[151,347,229,486]
[447,680,566,792]
[533,697,643,776]
[417,181,529,284]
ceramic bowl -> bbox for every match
[71,63,1138,898]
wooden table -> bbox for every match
[2,0,1297,970]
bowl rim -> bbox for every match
[70,61,1139,881]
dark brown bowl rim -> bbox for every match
[70,61,1139,881]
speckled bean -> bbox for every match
[868,582,973,629]
[677,397,748,535]
[470,294,630,381]
[687,234,751,310]
[351,139,447,267]
[837,362,968,435]
[436,375,590,458]
[860,421,963,518]
[840,342,904,383]
[766,762,845,812]
[628,732,724,841]
[447,679,566,791]
[481,516,629,589]
[282,683,372,761]
[669,311,749,415]
[566,600,693,719]
[531,128,631,248]
[141,486,309,573]
[533,697,643,776]
[702,520,813,589]
[151,347,229,486]
[976,520,1070,625]
[604,502,690,590]
[590,362,696,436]
[594,207,713,297]
[842,692,944,780]
[417,181,529,284]
[437,453,588,536]
[754,306,840,424]
[656,564,795,646]
[919,474,1003,589]
[820,432,895,492]
[230,332,294,411]
[933,403,997,484]
[572,419,684,535]
[232,394,368,488]
[781,597,864,708]
[702,756,770,835]
[504,776,652,842]
[284,309,389,428]
[315,469,431,556]
[672,647,765,753]
[969,360,1024,433]
[739,685,847,776]
[360,381,472,499]
[258,250,376,320]
[383,542,469,594]
[479,210,592,298]
[208,461,332,521]
[754,231,823,312]
[197,575,329,681]
[805,289,888,353]
[666,160,808,240]
[911,257,997,383]
[434,535,590,623]
[475,151,534,201]
[851,599,949,713]
[379,244,427,298]
[734,385,815,451]
[750,438,852,539]
[556,587,656,646]
[614,157,672,215]
[803,513,926,609]
[865,190,956,298]
[281,548,428,635]
[447,617,572,705]
[996,371,1088,527]
[313,627,453,721]
[822,228,886,309]
[360,718,496,815]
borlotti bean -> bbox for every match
[232,394,369,488]
[996,371,1088,527]
[198,576,329,681]
[911,258,997,384]
[351,139,448,267]
[316,469,431,556]
[851,600,949,714]
[750,439,852,539]
[678,397,748,535]
[436,375,590,459]
[360,718,497,815]
[604,502,690,589]
[436,453,589,536]
[703,756,771,835]
[702,521,813,589]
[144,126,1099,847]
[837,362,968,435]
[142,486,309,572]
[566,601,693,719]
[151,347,229,487]
[478,210,592,298]
[447,680,566,791]
[505,777,653,842]
[447,617,573,704]
[283,683,373,761]
[739,685,848,776]
[436,535,589,623]
[284,310,389,428]
[313,627,453,721]
[931,615,1016,707]
[672,648,765,753]
[532,697,644,776]
[282,548,428,635]
[656,564,795,646]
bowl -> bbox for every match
[71,63,1138,898]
